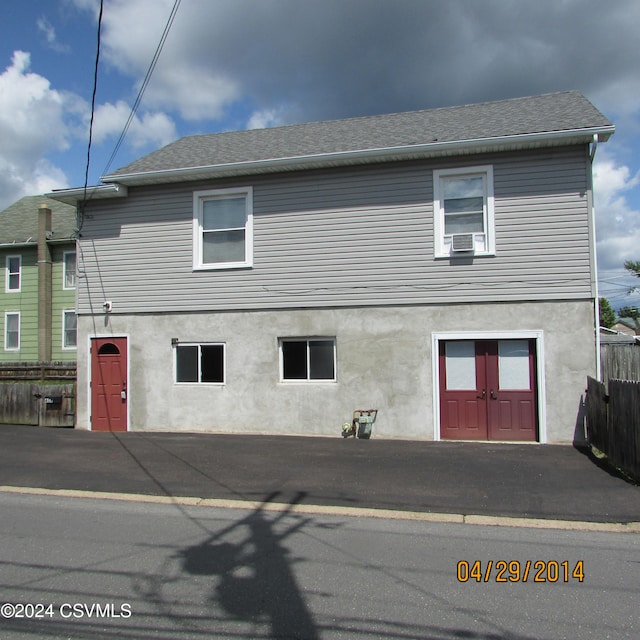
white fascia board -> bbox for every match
[103,125,615,186]
[45,183,128,206]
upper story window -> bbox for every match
[62,310,77,349]
[6,255,21,292]
[433,166,495,258]
[193,187,253,270]
[63,251,76,289]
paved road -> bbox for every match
[1,491,639,640]
[0,425,639,524]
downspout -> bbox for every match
[588,134,601,381]
[37,204,53,363]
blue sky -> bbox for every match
[1,0,639,310]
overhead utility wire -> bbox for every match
[101,0,182,178]
[78,0,104,234]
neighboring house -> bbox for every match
[49,91,614,442]
[612,317,639,336]
[0,196,77,363]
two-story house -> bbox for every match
[1,195,77,365]
[49,91,613,441]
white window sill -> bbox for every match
[193,263,253,271]
[434,252,495,259]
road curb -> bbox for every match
[2,485,639,533]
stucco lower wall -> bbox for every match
[76,300,596,442]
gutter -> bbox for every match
[0,241,37,248]
[46,183,128,206]
[0,238,76,248]
[590,133,599,163]
[102,125,616,187]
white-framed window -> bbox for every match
[6,255,21,292]
[174,343,225,384]
[193,187,253,270]
[4,312,20,350]
[279,338,336,382]
[433,165,495,257]
[62,310,77,349]
[63,251,76,289]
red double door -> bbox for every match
[91,337,128,432]
[439,339,538,441]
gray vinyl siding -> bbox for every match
[77,146,593,314]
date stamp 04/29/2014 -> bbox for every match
[457,560,585,583]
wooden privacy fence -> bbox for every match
[586,376,640,482]
[0,361,76,382]
[0,383,75,427]
[0,362,75,427]
[600,343,640,385]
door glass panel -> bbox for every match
[498,340,530,390]
[445,342,476,390]
[98,343,119,355]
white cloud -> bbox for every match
[93,100,177,149]
[98,0,240,122]
[0,51,74,208]
[246,108,287,130]
[143,68,239,122]
[593,150,640,307]
[36,16,70,53]
[594,152,640,263]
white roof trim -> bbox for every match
[102,126,614,187]
[46,125,615,198]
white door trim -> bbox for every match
[432,330,546,443]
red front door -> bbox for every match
[91,337,128,432]
[439,339,537,441]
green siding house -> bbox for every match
[1,195,77,364]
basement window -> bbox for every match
[280,338,336,381]
[175,343,225,384]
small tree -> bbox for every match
[599,298,616,328]
[624,260,640,294]
[624,259,640,277]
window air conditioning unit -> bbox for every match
[451,233,475,253]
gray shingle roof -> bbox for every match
[0,195,76,245]
[106,91,613,181]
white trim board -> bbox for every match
[431,330,546,443]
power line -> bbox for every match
[101,0,182,178]
[78,0,104,234]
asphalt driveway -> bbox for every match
[0,424,638,524]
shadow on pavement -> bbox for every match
[573,442,639,486]
[180,491,320,639]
